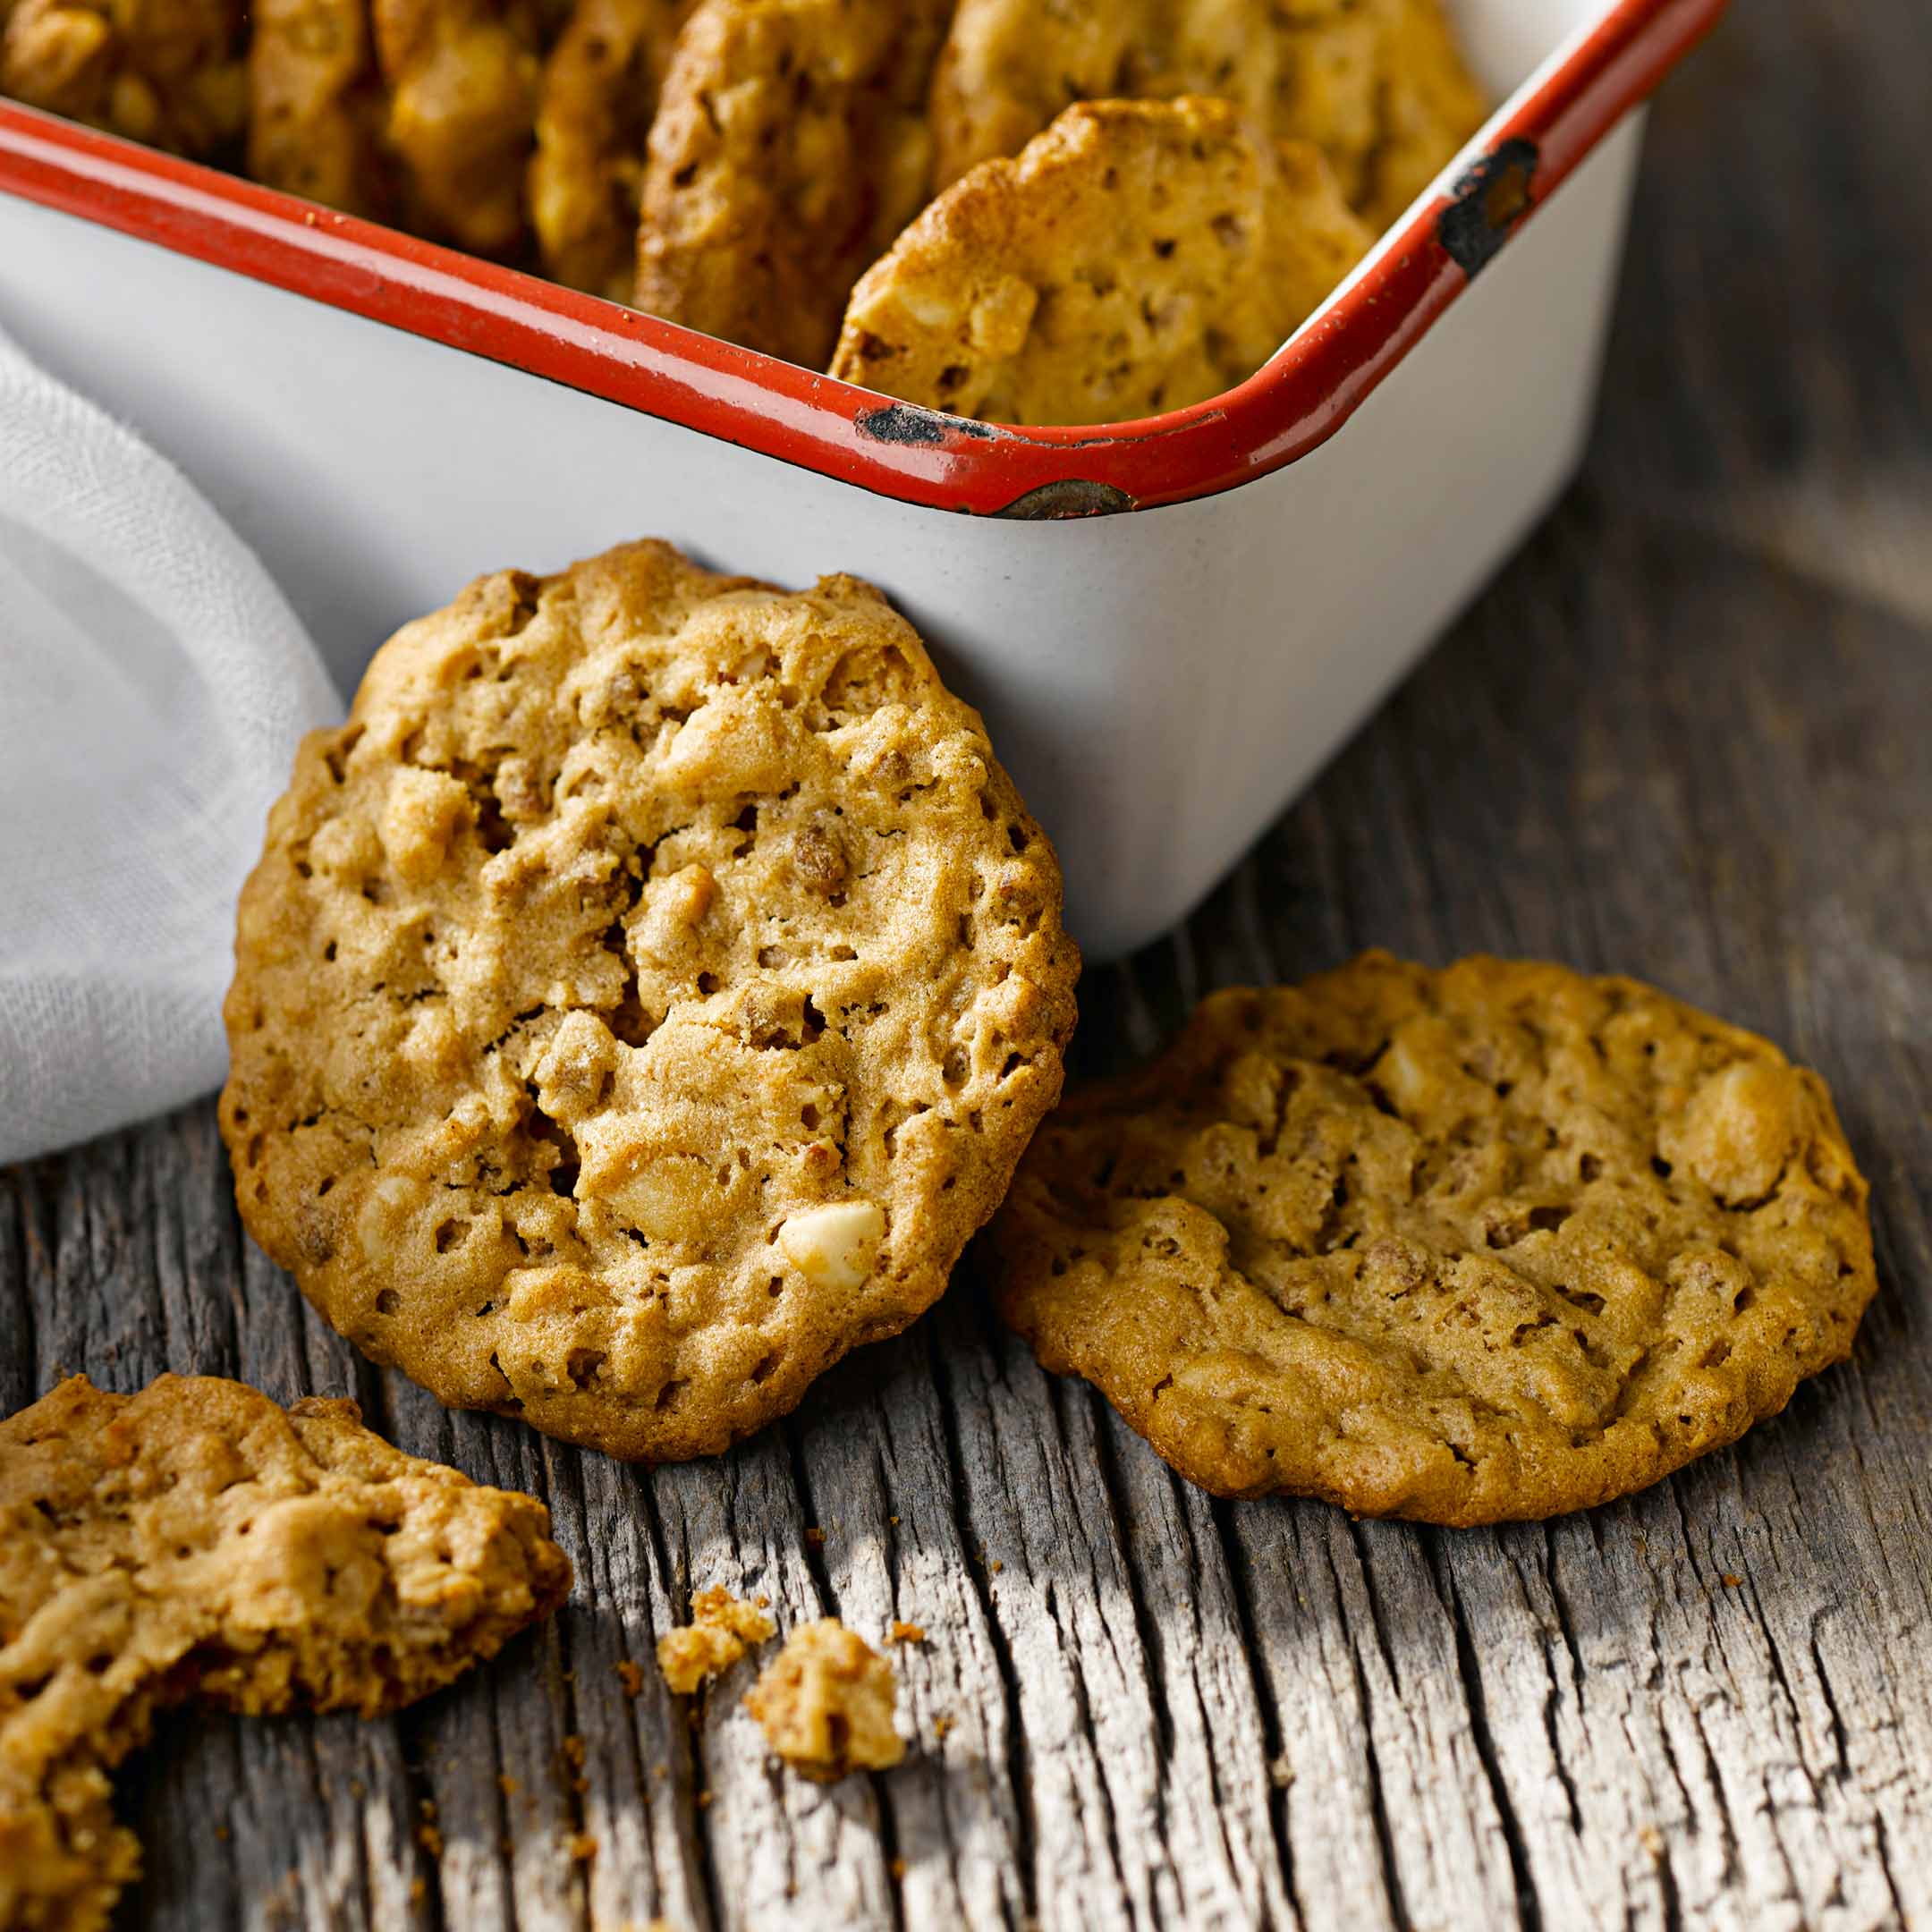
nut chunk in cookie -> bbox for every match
[993,952,1877,1527]
[831,97,1371,427]
[633,0,952,368]
[0,1374,571,1932]
[220,539,1080,1462]
[744,1620,902,1781]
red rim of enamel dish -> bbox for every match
[0,0,1724,518]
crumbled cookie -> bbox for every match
[247,0,392,216]
[529,0,688,296]
[1,0,245,156]
[0,1374,571,1932]
[830,97,1371,427]
[656,1584,775,1692]
[927,0,1487,220]
[743,1620,902,1781]
[993,953,1877,1527]
[220,539,1079,1462]
[370,0,544,252]
[633,0,952,367]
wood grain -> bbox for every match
[4,5,1929,1926]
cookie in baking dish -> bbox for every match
[0,1373,570,1932]
[991,952,1877,1526]
[926,0,1487,220]
[633,0,953,368]
[221,539,1079,1461]
[830,97,1372,427]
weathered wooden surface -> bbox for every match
[5,6,1930,1927]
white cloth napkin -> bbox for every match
[0,327,342,1165]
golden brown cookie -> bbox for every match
[220,539,1079,1462]
[830,98,1371,427]
[992,953,1877,1527]
[370,0,547,253]
[743,1619,902,1781]
[246,0,392,216]
[927,0,1487,222]
[1,0,246,156]
[633,0,952,368]
[528,0,688,296]
[0,1374,570,1932]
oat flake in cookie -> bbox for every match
[221,540,1079,1462]
[992,952,1876,1526]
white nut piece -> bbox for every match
[778,1200,886,1294]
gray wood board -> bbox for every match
[4,5,1929,1926]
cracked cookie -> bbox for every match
[829,97,1371,427]
[633,0,953,368]
[0,1373,570,1932]
[744,1619,902,1781]
[221,538,1079,1462]
[926,0,1487,223]
[992,952,1877,1526]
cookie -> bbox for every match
[926,0,1487,220]
[1,0,245,156]
[1357,0,1489,225]
[370,0,545,253]
[529,0,688,296]
[992,953,1877,1527]
[221,538,1080,1462]
[657,1583,774,1691]
[743,1619,902,1781]
[633,0,952,368]
[0,1374,570,1932]
[247,0,392,216]
[830,98,1371,427]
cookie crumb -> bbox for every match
[567,1831,597,1862]
[804,1526,826,1548]
[696,1789,714,1809]
[932,1714,953,1741]
[499,1774,519,1796]
[417,1824,444,1857]
[891,1857,907,1880]
[744,1620,905,1782]
[410,1878,427,1908]
[563,1735,587,1770]
[657,1585,778,1693]
[1721,1572,1744,1589]
[889,1621,927,1645]
[616,1658,648,1696]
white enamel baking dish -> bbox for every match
[0,0,1724,960]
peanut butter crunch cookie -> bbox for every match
[1,0,245,156]
[222,539,1079,1462]
[0,1374,570,1932]
[928,0,1487,219]
[993,953,1877,1526]
[633,0,952,367]
[830,97,1371,427]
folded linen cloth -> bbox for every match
[0,326,341,1164]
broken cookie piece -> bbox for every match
[831,97,1372,426]
[0,1373,571,1932]
[656,1584,775,1692]
[743,1619,903,1782]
